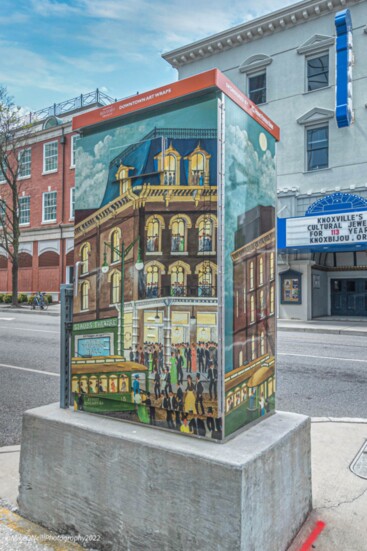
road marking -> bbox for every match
[299,520,326,551]
[0,325,58,334]
[0,363,59,377]
[278,352,367,363]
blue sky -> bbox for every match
[0,0,292,112]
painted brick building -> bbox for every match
[0,90,114,300]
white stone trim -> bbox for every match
[297,107,334,125]
[239,54,272,74]
[297,34,334,55]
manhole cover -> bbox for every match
[350,440,367,479]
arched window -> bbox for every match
[111,230,120,263]
[260,331,265,355]
[198,264,213,297]
[146,215,164,253]
[239,350,243,367]
[171,264,185,296]
[191,152,205,185]
[80,244,90,274]
[110,271,120,304]
[146,264,160,298]
[249,261,255,290]
[270,252,275,280]
[198,217,213,252]
[270,285,275,314]
[250,294,255,323]
[164,153,177,185]
[259,256,264,286]
[171,217,185,252]
[81,281,89,310]
[251,336,256,361]
[259,289,265,318]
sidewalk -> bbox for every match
[278,318,367,337]
[1,419,366,550]
[0,303,60,317]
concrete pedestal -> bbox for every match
[18,404,311,551]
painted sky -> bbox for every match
[1,0,293,112]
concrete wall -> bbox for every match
[18,404,312,551]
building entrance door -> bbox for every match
[331,279,367,316]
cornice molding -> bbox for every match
[239,54,273,74]
[297,106,334,124]
[297,33,335,54]
[162,0,362,68]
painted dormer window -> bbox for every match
[169,214,191,253]
[116,164,133,195]
[155,144,181,186]
[186,144,211,186]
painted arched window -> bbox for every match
[81,244,89,274]
[239,350,243,367]
[249,261,255,290]
[198,217,214,252]
[250,294,255,323]
[251,336,256,361]
[198,263,213,297]
[259,256,264,286]
[81,281,89,310]
[270,252,275,280]
[170,264,186,297]
[260,331,265,355]
[259,289,265,318]
[164,153,177,185]
[171,217,185,252]
[146,263,160,298]
[146,216,162,253]
[270,285,275,314]
[111,271,120,304]
[111,230,120,263]
[190,152,205,185]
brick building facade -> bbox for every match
[0,91,114,300]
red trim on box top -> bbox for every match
[72,69,280,141]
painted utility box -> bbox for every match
[71,69,279,441]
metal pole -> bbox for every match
[60,283,73,408]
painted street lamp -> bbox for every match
[102,236,143,359]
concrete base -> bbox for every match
[18,404,312,551]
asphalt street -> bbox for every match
[0,311,366,445]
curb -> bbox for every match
[278,326,367,337]
[312,417,367,424]
[0,307,60,317]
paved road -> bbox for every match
[277,331,367,418]
[0,312,366,445]
[0,311,59,446]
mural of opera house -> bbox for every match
[72,128,218,367]
[225,205,276,435]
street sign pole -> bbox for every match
[60,284,73,408]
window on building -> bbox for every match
[243,288,246,313]
[163,153,177,185]
[259,256,264,286]
[81,244,89,275]
[146,216,162,253]
[146,263,160,298]
[307,126,328,171]
[42,191,57,222]
[18,149,31,178]
[19,196,30,225]
[171,217,186,252]
[170,263,186,297]
[0,200,6,224]
[307,53,329,92]
[111,230,120,263]
[260,331,265,355]
[270,252,275,280]
[198,263,214,297]
[249,261,255,290]
[270,285,275,314]
[251,335,256,360]
[259,289,265,318]
[250,294,255,323]
[70,188,75,220]
[190,152,205,185]
[198,216,214,252]
[71,135,79,168]
[81,282,89,311]
[43,141,58,173]
[111,271,120,304]
[248,73,266,104]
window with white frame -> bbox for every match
[19,196,30,225]
[43,141,58,173]
[18,149,31,178]
[0,156,7,183]
[248,72,266,105]
[307,125,328,171]
[71,135,79,168]
[70,188,75,219]
[42,191,57,222]
[0,200,6,223]
[307,53,329,92]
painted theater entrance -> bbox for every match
[331,278,367,316]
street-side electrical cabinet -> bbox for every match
[71,69,279,441]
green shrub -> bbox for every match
[0,294,4,303]
[45,294,52,304]
[18,294,28,303]
[4,294,12,304]
[28,295,35,305]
